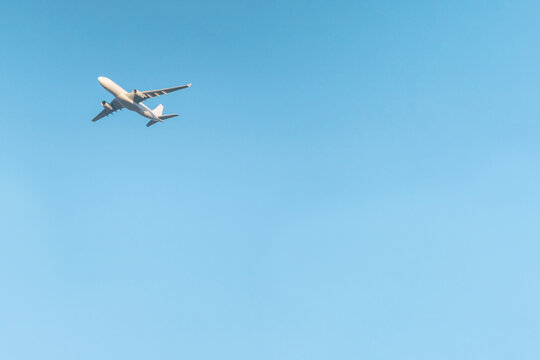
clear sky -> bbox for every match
[1,0,540,359]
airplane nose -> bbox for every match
[97,76,107,85]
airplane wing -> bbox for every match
[91,98,124,122]
[132,84,191,103]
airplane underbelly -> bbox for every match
[118,97,157,119]
[119,99,138,111]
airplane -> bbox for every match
[92,76,191,127]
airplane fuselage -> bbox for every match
[98,76,161,121]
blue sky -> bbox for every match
[2,0,540,358]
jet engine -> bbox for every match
[101,101,113,111]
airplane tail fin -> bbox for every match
[147,105,178,127]
[152,104,164,116]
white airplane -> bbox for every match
[92,76,191,127]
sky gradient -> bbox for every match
[2,1,540,359]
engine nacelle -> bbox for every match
[101,101,113,111]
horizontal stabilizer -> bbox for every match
[159,114,179,120]
[146,114,178,127]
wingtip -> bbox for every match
[187,83,192,87]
